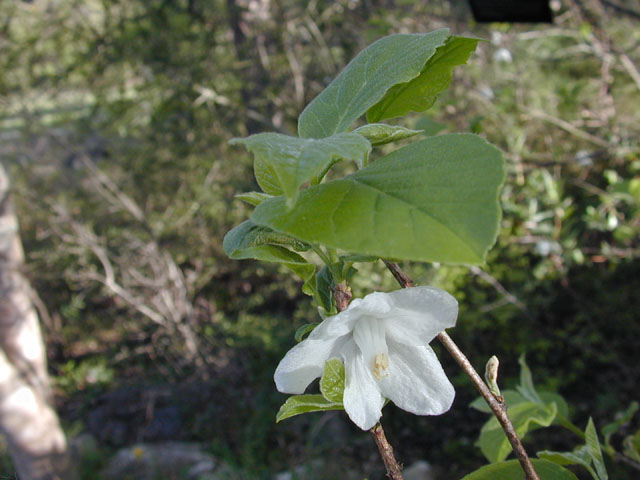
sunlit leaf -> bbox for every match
[320,358,345,404]
[252,134,504,265]
[298,30,450,138]
[367,36,479,123]
[231,133,371,206]
[275,394,343,423]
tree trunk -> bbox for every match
[0,163,76,480]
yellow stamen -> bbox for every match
[373,353,389,380]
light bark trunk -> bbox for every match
[0,163,76,480]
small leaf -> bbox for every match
[367,36,480,123]
[353,123,423,146]
[320,358,346,404]
[231,133,371,206]
[223,220,316,296]
[585,418,608,480]
[462,459,579,480]
[235,191,273,206]
[478,401,557,463]
[517,354,542,403]
[223,220,310,254]
[623,429,640,463]
[294,323,319,343]
[254,156,283,195]
[602,401,638,445]
[298,30,450,138]
[276,394,343,423]
[316,266,335,314]
[538,446,599,480]
[252,134,504,265]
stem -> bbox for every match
[383,261,541,480]
[371,423,404,480]
[332,281,404,479]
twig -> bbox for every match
[371,423,404,480]
[383,261,541,480]
[332,280,404,480]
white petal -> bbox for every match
[341,340,385,430]
[274,335,348,394]
[353,317,389,380]
[354,291,393,315]
[378,338,454,416]
[384,286,458,347]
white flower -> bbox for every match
[274,286,458,430]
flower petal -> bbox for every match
[383,286,458,347]
[274,335,348,394]
[341,340,385,430]
[378,338,454,416]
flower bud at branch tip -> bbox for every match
[485,355,502,400]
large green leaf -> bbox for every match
[479,402,557,463]
[320,358,345,404]
[231,133,371,206]
[275,394,343,423]
[298,30,450,139]
[223,220,316,295]
[367,36,479,123]
[462,459,579,480]
[252,134,504,265]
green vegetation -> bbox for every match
[1,0,639,478]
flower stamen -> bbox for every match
[373,352,389,380]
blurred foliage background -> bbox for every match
[0,0,639,478]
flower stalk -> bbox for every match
[383,261,541,480]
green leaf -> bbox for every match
[235,191,273,206]
[602,401,638,445]
[353,123,423,146]
[623,429,640,463]
[478,401,557,463]
[223,220,310,254]
[469,390,526,414]
[275,394,343,423]
[367,36,479,123]
[254,155,283,195]
[294,323,319,343]
[539,392,570,420]
[298,30,450,139]
[320,358,346,404]
[223,220,316,295]
[517,354,542,403]
[252,134,504,265]
[316,266,335,313]
[585,418,608,480]
[462,459,579,480]
[231,133,371,206]
[538,446,599,480]
[416,116,447,136]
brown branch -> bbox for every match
[383,261,541,480]
[371,423,404,480]
[332,280,404,479]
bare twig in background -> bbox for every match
[384,261,541,480]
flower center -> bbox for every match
[373,352,389,380]
[353,317,390,381]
